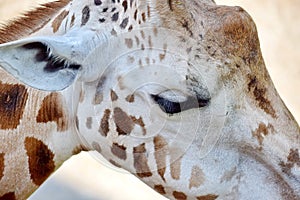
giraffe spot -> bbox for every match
[92,142,102,153]
[153,27,158,36]
[0,83,28,130]
[196,194,219,200]
[111,143,127,160]
[154,185,166,195]
[109,159,121,168]
[252,123,275,149]
[159,44,167,61]
[125,38,133,48]
[25,137,55,186]
[86,117,93,129]
[70,14,75,28]
[120,17,129,29]
[125,94,135,103]
[248,75,277,118]
[170,154,182,180]
[51,10,69,33]
[148,35,153,49]
[99,109,111,137]
[133,143,152,178]
[0,192,16,200]
[36,93,68,132]
[173,191,187,200]
[110,90,118,101]
[279,149,300,175]
[128,25,133,31]
[131,116,146,135]
[81,6,90,26]
[122,0,128,12]
[189,166,205,189]
[141,12,146,22]
[94,76,107,105]
[72,145,88,155]
[154,135,168,181]
[111,12,119,22]
[94,0,102,6]
[113,107,134,135]
[0,153,4,181]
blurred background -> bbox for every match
[0,0,299,199]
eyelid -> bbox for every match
[151,93,210,115]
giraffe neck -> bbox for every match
[0,1,84,199]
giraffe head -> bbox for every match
[0,0,299,199]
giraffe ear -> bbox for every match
[0,36,82,91]
[0,31,96,91]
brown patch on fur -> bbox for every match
[92,142,102,153]
[196,194,219,200]
[252,123,275,149]
[173,191,187,200]
[0,83,28,130]
[113,107,134,135]
[159,43,168,61]
[36,93,68,132]
[248,75,277,118]
[52,10,69,33]
[131,116,146,135]
[125,38,133,48]
[70,14,75,28]
[109,159,122,168]
[25,137,55,186]
[110,90,118,101]
[170,155,182,180]
[125,94,135,103]
[189,166,205,189]
[111,143,127,160]
[86,117,93,129]
[81,6,90,26]
[72,145,88,155]
[279,149,300,175]
[133,143,152,178]
[154,185,166,195]
[99,109,111,137]
[0,0,70,43]
[0,153,4,181]
[0,192,16,200]
[154,135,168,182]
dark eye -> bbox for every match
[151,94,210,114]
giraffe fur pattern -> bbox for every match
[0,0,299,199]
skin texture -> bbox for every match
[0,0,299,200]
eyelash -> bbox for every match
[151,94,210,114]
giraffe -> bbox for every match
[0,0,299,200]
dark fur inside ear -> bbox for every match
[23,42,49,62]
[22,42,81,72]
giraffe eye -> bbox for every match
[151,93,210,114]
